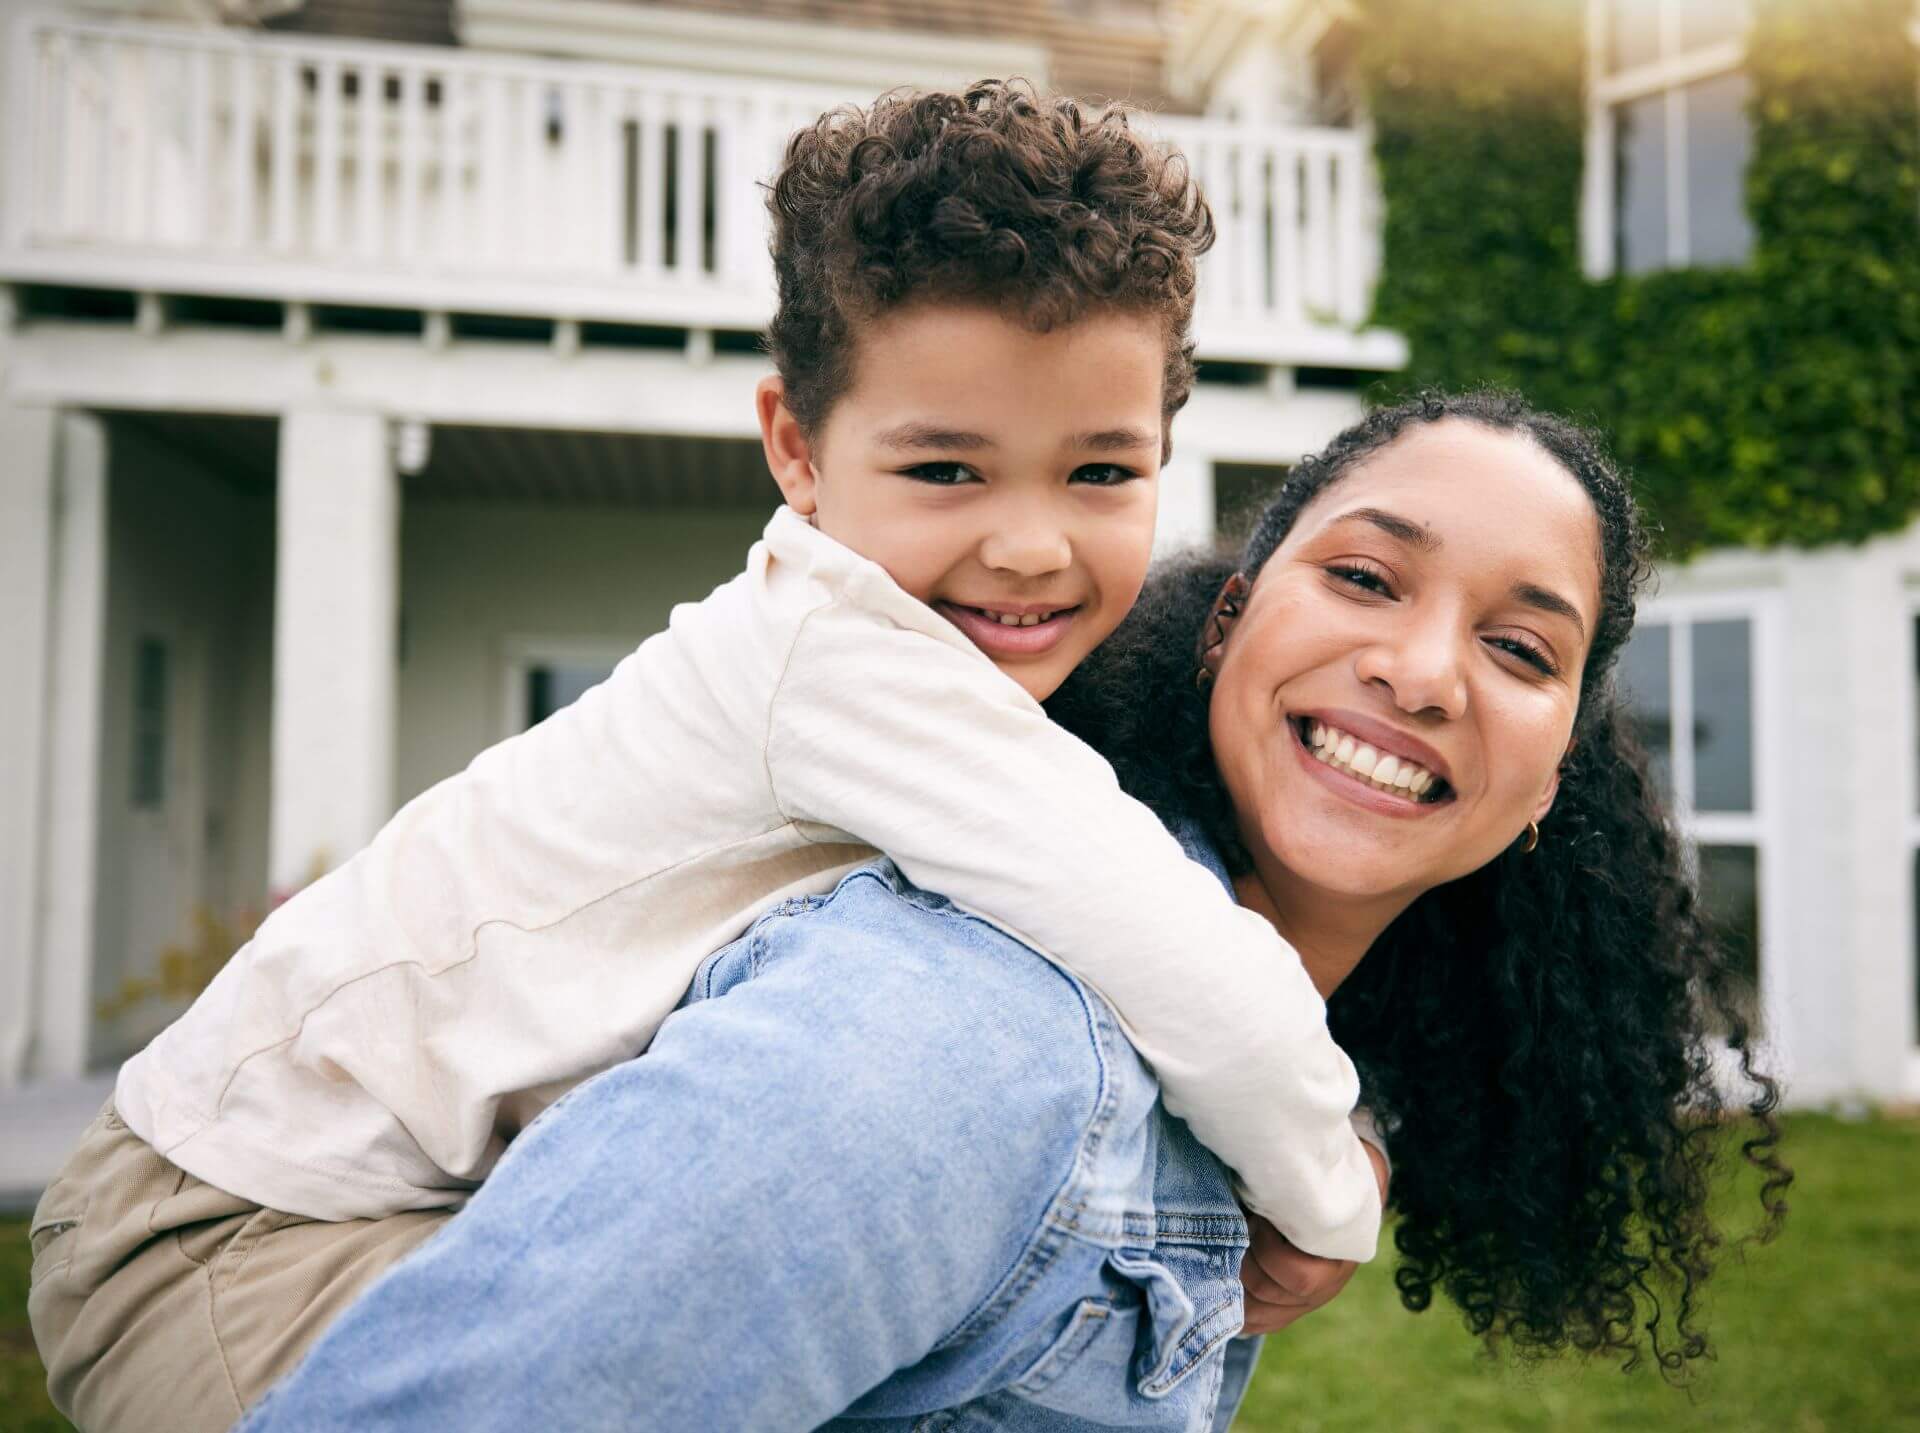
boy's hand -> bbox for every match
[1238,1139,1388,1335]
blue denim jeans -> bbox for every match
[236,859,1260,1431]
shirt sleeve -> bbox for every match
[1351,1107,1391,1187]
[765,598,1383,1262]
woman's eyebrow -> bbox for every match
[1326,507,1589,637]
[1512,581,1587,639]
[1327,506,1440,552]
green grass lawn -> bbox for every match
[4,1112,1917,1433]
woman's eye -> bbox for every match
[901,462,978,486]
[1327,564,1393,597]
[1070,463,1140,486]
[1488,635,1559,677]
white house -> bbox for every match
[1,0,1914,1169]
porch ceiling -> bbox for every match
[101,412,776,510]
[411,426,776,507]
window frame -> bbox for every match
[497,634,634,739]
[1581,0,1752,278]
[1627,590,1788,1039]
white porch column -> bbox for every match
[1154,446,1216,559]
[39,413,109,1080]
[0,406,108,1085]
[1776,539,1913,1103]
[0,403,58,1086]
[271,408,399,892]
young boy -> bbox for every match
[32,81,1385,1431]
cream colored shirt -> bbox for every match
[114,508,1384,1260]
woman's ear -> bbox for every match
[1197,573,1252,688]
[1530,770,1561,824]
[756,377,820,515]
[1531,738,1575,823]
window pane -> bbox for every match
[1679,0,1746,51]
[1692,618,1754,812]
[1698,843,1760,1031]
[1214,462,1291,541]
[1606,0,1663,72]
[1616,623,1674,802]
[1614,93,1668,275]
[133,636,168,809]
[526,661,617,729]
[1683,71,1754,267]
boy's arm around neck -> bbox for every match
[764,594,1383,1263]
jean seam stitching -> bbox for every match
[927,963,1118,1355]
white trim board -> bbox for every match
[457,0,1049,94]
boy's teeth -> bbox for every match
[1303,719,1440,800]
[988,610,1047,627]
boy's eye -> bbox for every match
[1070,463,1141,486]
[900,462,979,486]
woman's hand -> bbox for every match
[1239,1139,1388,1335]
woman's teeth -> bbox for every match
[1305,720,1442,800]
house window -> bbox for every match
[1214,461,1291,541]
[1585,0,1754,276]
[500,638,632,736]
[132,636,169,808]
[1615,600,1773,1027]
[525,661,618,729]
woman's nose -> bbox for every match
[1353,619,1469,719]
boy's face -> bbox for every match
[758,303,1166,701]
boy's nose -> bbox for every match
[979,515,1073,577]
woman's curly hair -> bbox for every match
[1049,390,1791,1374]
[766,79,1214,452]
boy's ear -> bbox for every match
[756,377,821,516]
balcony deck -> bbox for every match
[1,14,1404,369]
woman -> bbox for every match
[1052,389,1790,1371]
[229,391,1786,1429]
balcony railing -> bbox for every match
[2,15,1400,365]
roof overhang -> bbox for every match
[1169,0,1356,106]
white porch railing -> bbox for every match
[2,14,1400,364]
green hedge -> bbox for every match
[1357,0,1920,555]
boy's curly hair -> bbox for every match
[766,79,1215,448]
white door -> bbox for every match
[104,619,210,1056]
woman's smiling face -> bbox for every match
[1207,420,1604,907]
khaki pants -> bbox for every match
[27,1102,449,1433]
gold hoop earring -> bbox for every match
[1520,820,1540,855]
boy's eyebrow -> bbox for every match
[873,424,1159,453]
[875,422,995,451]
[1070,427,1158,452]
